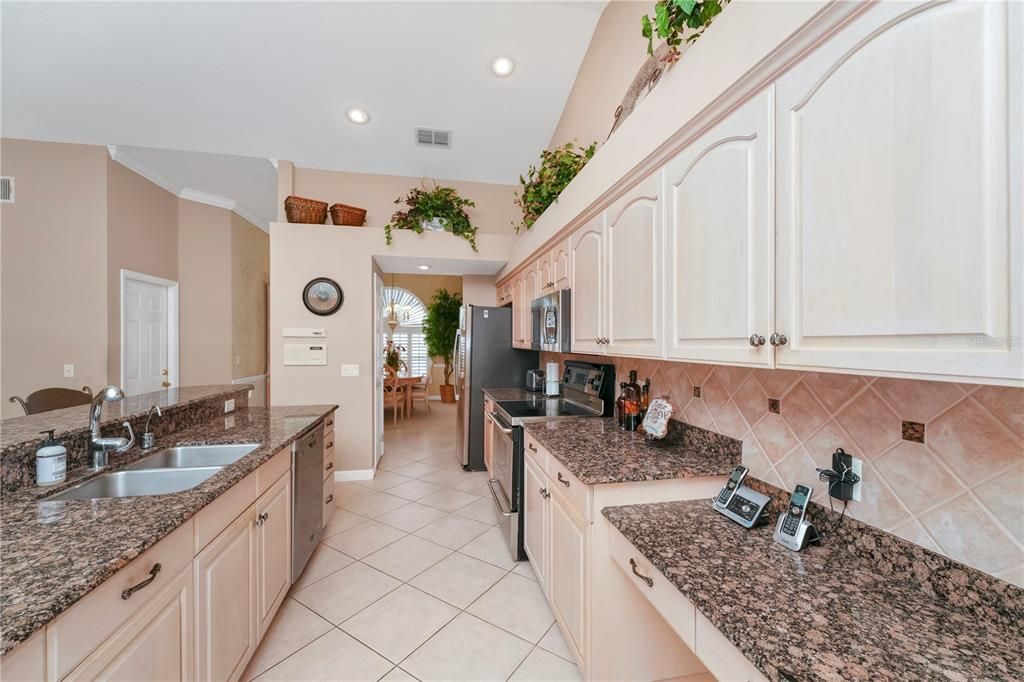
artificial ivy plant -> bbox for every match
[641,0,730,58]
[384,183,479,251]
[514,141,597,233]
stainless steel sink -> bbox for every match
[47,467,224,501]
[125,443,259,470]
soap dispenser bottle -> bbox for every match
[36,430,67,486]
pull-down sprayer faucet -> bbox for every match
[88,386,135,468]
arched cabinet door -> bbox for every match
[605,172,664,358]
[665,89,773,366]
[570,216,606,354]
[774,0,1022,383]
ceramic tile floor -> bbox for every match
[244,402,581,682]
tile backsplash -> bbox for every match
[543,352,1024,586]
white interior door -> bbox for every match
[122,271,177,395]
[373,273,385,466]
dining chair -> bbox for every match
[383,367,404,424]
[8,386,93,415]
[410,371,431,415]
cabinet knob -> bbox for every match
[528,442,537,452]
[769,332,789,347]
[748,334,766,347]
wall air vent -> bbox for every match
[0,177,13,203]
[415,128,452,149]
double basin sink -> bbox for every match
[48,444,260,501]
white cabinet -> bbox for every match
[665,89,774,366]
[65,565,193,682]
[538,254,554,295]
[511,273,528,348]
[773,0,1022,382]
[522,452,549,591]
[194,505,258,682]
[524,266,540,347]
[605,173,664,358]
[550,240,570,290]
[548,489,588,657]
[256,474,291,638]
[570,215,606,354]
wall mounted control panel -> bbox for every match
[284,343,328,365]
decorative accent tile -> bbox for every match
[928,398,1024,485]
[767,398,780,414]
[691,385,701,398]
[835,389,901,458]
[901,420,925,443]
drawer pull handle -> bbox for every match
[629,558,654,588]
[325,461,334,471]
[122,564,161,600]
[325,494,334,504]
[557,472,570,487]
[528,443,537,452]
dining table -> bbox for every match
[395,373,425,414]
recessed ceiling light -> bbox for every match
[346,108,370,125]
[417,264,431,271]
[490,56,515,78]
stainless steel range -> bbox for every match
[486,361,615,560]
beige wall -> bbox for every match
[270,223,516,472]
[106,156,180,385]
[231,212,269,380]
[461,275,497,307]
[177,199,233,386]
[384,273,463,396]
[0,139,109,416]
[547,1,653,150]
[290,167,518,234]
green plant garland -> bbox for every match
[514,141,597,233]
[385,184,479,251]
[641,0,730,57]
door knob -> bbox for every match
[769,333,788,347]
[748,334,766,347]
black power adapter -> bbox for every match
[816,448,861,501]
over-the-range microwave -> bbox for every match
[530,289,571,352]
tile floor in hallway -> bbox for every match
[243,402,581,682]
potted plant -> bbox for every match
[641,0,730,60]
[383,341,408,373]
[384,182,479,251]
[514,141,597,233]
[422,289,462,403]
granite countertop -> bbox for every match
[523,418,741,485]
[481,387,543,402]
[0,404,336,656]
[602,499,1024,682]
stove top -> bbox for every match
[494,395,603,425]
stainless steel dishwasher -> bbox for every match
[291,423,324,581]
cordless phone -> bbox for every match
[714,465,749,508]
[773,483,816,551]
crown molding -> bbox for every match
[109,147,269,232]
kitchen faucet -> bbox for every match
[88,385,135,468]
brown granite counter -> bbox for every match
[0,404,336,656]
[602,493,1024,682]
[523,417,741,485]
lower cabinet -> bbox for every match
[256,474,291,638]
[194,503,258,682]
[548,489,588,655]
[522,453,549,590]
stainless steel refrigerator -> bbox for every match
[454,305,538,470]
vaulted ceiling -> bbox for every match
[2,1,605,186]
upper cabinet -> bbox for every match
[605,174,664,358]
[665,89,773,366]
[512,274,528,348]
[570,216,606,354]
[774,0,1022,382]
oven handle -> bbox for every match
[487,478,514,517]
[486,411,514,435]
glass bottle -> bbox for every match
[615,382,627,428]
[623,371,642,432]
[640,378,651,418]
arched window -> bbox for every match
[382,287,429,376]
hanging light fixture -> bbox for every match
[384,276,411,336]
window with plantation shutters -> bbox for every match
[382,287,430,377]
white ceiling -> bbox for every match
[2,1,604,186]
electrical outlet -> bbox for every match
[829,449,863,501]
[63,364,75,378]
[224,398,235,413]
[851,456,863,502]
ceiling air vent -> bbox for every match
[415,128,452,149]
[0,177,13,203]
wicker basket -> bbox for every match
[330,203,367,227]
[284,196,328,224]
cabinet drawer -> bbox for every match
[323,475,335,526]
[324,412,335,432]
[545,457,590,521]
[523,432,548,470]
[194,470,258,553]
[323,432,335,480]
[608,525,695,649]
[258,447,290,495]
[46,519,194,681]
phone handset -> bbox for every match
[773,483,817,551]
[714,464,749,508]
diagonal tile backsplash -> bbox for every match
[543,352,1024,587]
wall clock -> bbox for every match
[303,277,343,316]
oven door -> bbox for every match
[486,410,522,559]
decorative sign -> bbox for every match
[642,398,674,439]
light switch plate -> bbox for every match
[341,364,360,377]
[63,364,75,378]
[224,398,235,413]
